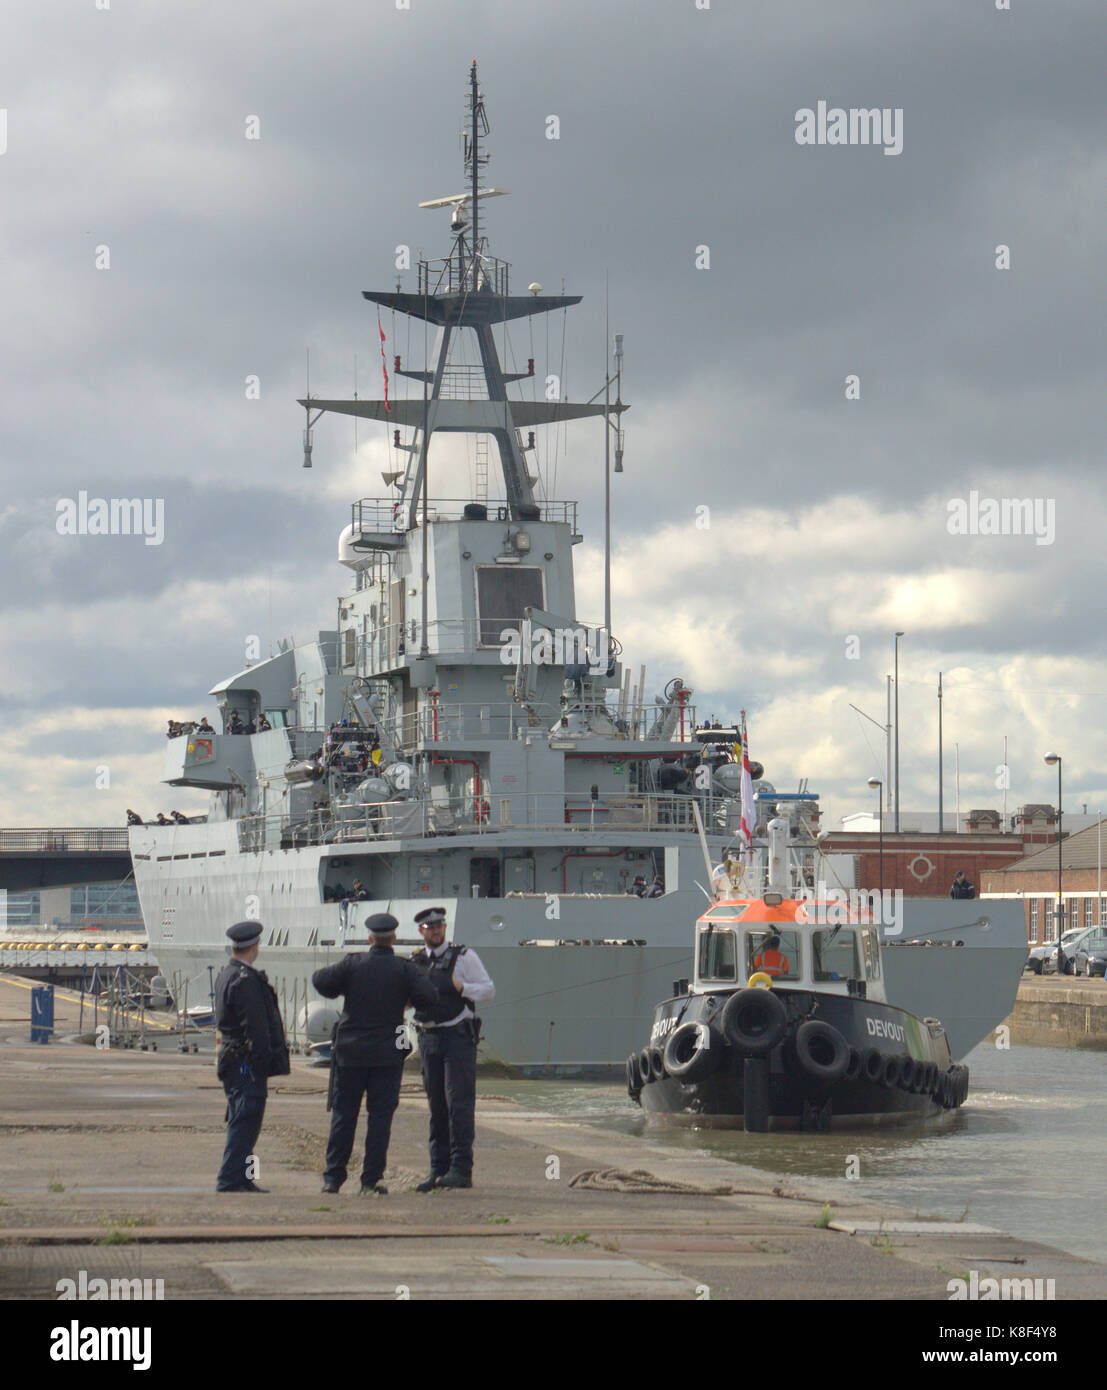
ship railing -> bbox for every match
[356,696,702,748]
[417,251,510,299]
[238,790,738,851]
[349,498,578,532]
[0,828,132,853]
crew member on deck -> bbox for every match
[752,933,790,978]
[126,809,143,826]
[411,906,495,1191]
[312,913,437,1195]
[949,870,976,900]
[213,922,289,1193]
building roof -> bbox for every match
[999,818,1107,873]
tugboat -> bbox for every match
[628,818,970,1130]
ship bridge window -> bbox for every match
[704,905,745,920]
[812,929,862,983]
[475,565,544,646]
[744,928,801,981]
[698,927,737,982]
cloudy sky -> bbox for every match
[2,0,1105,830]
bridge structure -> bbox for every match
[0,828,133,893]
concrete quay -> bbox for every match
[1001,973,1107,1050]
[1,975,1104,1302]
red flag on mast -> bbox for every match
[378,315,390,413]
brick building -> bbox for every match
[981,819,1107,944]
[821,827,1026,897]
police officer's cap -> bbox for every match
[226,920,263,947]
[414,906,447,926]
[366,912,400,936]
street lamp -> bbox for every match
[893,632,904,831]
[1044,752,1065,973]
[867,776,884,895]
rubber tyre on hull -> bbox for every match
[794,1019,851,1084]
[844,1047,862,1082]
[647,1046,666,1082]
[720,988,788,1057]
[898,1058,917,1091]
[638,1048,653,1085]
[663,1021,724,1082]
[626,1053,643,1095]
[862,1047,884,1083]
[881,1055,902,1088]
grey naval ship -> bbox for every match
[130,64,1026,1073]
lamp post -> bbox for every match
[867,777,884,895]
[1044,752,1064,972]
[893,632,904,831]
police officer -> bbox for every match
[214,921,290,1193]
[411,906,495,1191]
[312,913,437,1195]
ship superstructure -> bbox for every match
[130,64,1026,1071]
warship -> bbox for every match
[130,63,1026,1073]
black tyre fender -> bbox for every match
[720,987,788,1056]
[638,1048,653,1084]
[663,1021,723,1082]
[794,1019,851,1084]
[898,1057,917,1091]
[881,1054,902,1088]
[647,1046,666,1082]
[844,1047,862,1082]
[626,1053,642,1095]
[862,1047,884,1083]
[924,1061,939,1094]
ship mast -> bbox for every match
[299,60,624,528]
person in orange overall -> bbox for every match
[752,934,790,977]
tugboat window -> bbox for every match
[812,929,861,982]
[698,927,737,981]
[744,929,801,981]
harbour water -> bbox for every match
[483,1041,1107,1268]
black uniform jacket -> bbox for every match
[312,946,438,1067]
[215,961,290,1079]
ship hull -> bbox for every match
[132,828,1025,1070]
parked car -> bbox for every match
[1025,926,1093,975]
[1074,933,1107,977]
